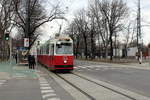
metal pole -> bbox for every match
[36,43,38,70]
[137,0,142,63]
[9,37,12,65]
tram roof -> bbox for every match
[39,35,73,48]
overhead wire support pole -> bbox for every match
[25,0,30,51]
[137,0,141,49]
[137,0,142,64]
[9,37,12,65]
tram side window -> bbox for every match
[46,44,49,54]
[44,46,45,55]
[40,48,42,55]
[37,49,40,55]
[42,47,44,55]
[50,44,54,55]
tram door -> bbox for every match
[50,44,54,67]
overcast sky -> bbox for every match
[40,0,150,45]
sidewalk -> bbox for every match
[0,60,38,79]
[77,57,150,64]
[0,61,42,100]
[75,59,150,70]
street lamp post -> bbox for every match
[137,0,142,64]
[9,36,12,65]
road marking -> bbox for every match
[41,90,55,94]
[38,76,61,100]
[40,86,52,90]
[42,93,56,99]
[40,83,50,87]
[78,69,83,71]
[87,68,92,71]
[40,81,48,83]
[47,98,61,100]
[0,80,6,82]
[74,67,80,69]
[0,83,4,85]
[39,79,47,81]
[80,66,86,68]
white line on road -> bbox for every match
[40,83,50,87]
[42,93,56,99]
[39,79,47,82]
[78,70,83,71]
[40,81,48,84]
[87,68,92,71]
[0,83,4,85]
[0,80,6,82]
[80,66,86,68]
[41,90,55,94]
[40,86,52,90]
[47,98,61,100]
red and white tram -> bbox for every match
[37,35,74,70]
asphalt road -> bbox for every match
[74,60,150,98]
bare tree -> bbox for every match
[99,0,128,60]
[87,11,97,59]
[89,0,107,58]
[13,0,64,49]
[0,0,16,60]
[65,0,128,61]
[122,21,136,57]
[74,9,89,59]
[65,21,81,58]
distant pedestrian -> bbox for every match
[15,53,17,64]
[139,51,142,64]
[28,54,32,69]
[30,55,35,69]
[137,51,142,64]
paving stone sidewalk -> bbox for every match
[0,60,38,79]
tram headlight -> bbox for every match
[64,60,67,64]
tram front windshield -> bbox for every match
[56,43,73,54]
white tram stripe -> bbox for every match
[42,93,56,99]
[41,90,55,94]
[47,98,61,100]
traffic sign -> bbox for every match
[24,38,29,47]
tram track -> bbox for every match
[54,72,135,100]
[55,72,96,100]
[39,64,149,100]
[71,72,136,100]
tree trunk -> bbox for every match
[91,32,95,59]
[83,34,88,59]
[110,36,113,60]
[105,46,108,59]
[97,33,101,58]
[76,38,80,58]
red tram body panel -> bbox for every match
[37,35,74,70]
